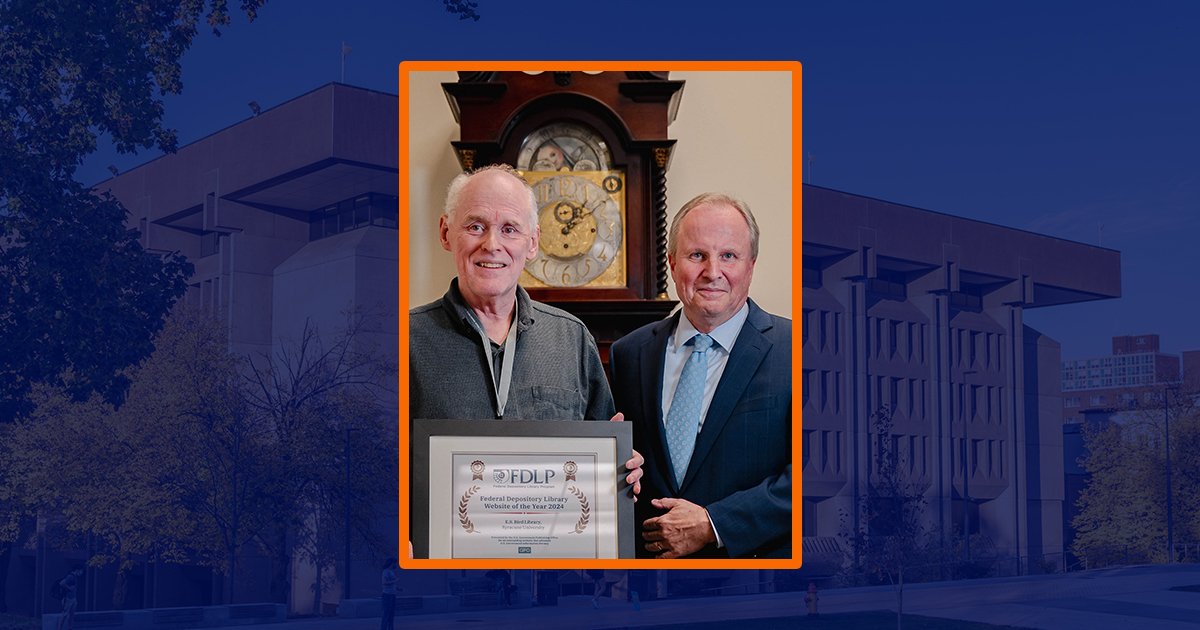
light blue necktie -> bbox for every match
[665,333,714,486]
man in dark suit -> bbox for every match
[610,192,791,559]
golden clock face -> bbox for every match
[516,123,612,172]
[520,171,626,288]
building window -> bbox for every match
[309,193,399,240]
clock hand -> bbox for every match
[553,202,583,235]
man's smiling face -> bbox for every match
[440,169,540,310]
[668,201,756,333]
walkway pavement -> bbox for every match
[64,564,1200,629]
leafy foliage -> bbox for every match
[1,307,395,605]
[0,185,192,419]
[0,0,267,420]
[1072,389,1200,567]
[442,0,480,21]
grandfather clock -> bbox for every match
[442,71,684,361]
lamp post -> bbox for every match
[1164,386,1175,563]
[344,427,353,598]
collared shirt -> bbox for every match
[659,303,751,431]
[409,279,615,422]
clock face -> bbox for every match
[521,171,625,288]
[516,123,612,172]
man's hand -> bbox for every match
[610,412,643,499]
[642,497,715,558]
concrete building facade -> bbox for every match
[801,185,1121,572]
[4,81,1134,619]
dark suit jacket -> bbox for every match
[610,299,792,558]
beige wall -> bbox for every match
[406,70,795,319]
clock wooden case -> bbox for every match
[442,71,685,360]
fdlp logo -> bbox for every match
[492,468,556,485]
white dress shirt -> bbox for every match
[659,303,750,431]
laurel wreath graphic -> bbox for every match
[569,486,590,533]
[459,485,480,533]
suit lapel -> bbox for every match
[680,301,774,492]
[639,314,677,493]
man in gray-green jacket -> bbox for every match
[408,166,641,557]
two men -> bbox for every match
[411,167,790,559]
[611,193,792,559]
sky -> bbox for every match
[78,1,1200,360]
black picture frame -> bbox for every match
[411,419,636,560]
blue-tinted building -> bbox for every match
[802,185,1120,573]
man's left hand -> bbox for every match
[642,498,715,558]
[610,412,643,499]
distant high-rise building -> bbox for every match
[1061,335,1183,423]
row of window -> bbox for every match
[875,375,928,420]
[1063,353,1156,370]
[804,369,1007,427]
[802,369,844,415]
[309,193,399,241]
[1064,390,1169,409]
[953,327,1004,372]
[192,193,400,259]
[1063,365,1156,378]
[869,317,927,364]
[952,436,1004,480]
[870,433,930,480]
[802,308,842,354]
[801,429,844,476]
[954,383,1004,425]
[1063,373,1155,391]
[800,311,1004,373]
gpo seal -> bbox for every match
[470,460,485,481]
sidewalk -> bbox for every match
[250,563,1200,630]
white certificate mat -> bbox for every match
[427,436,619,558]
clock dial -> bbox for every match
[516,123,611,172]
[521,172,625,288]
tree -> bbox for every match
[242,312,396,605]
[1,307,395,607]
[4,386,198,609]
[1072,388,1200,567]
[0,0,266,420]
[841,405,942,630]
[120,307,281,603]
[2,310,267,607]
[0,0,266,609]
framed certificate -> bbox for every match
[412,420,635,559]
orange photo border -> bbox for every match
[398,60,802,570]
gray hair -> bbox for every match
[668,192,760,259]
[443,164,538,227]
